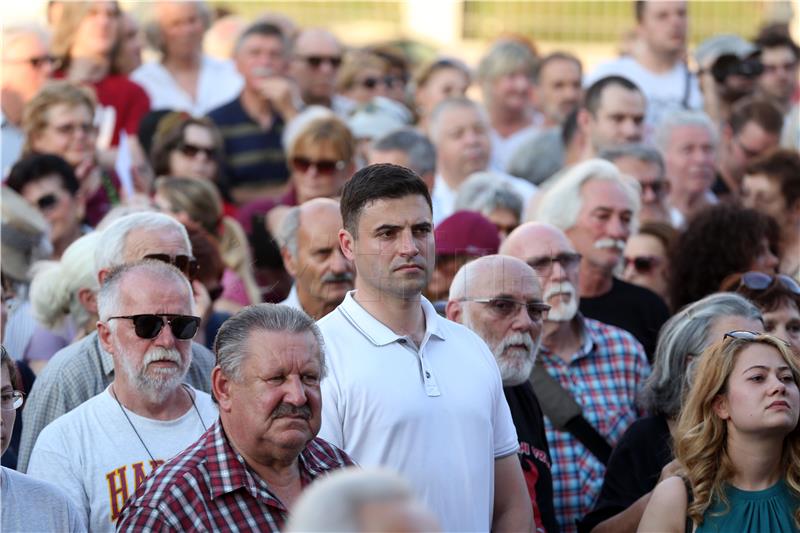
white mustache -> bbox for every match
[594,238,626,251]
[544,281,576,301]
[496,331,535,356]
[144,347,182,366]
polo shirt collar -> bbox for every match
[337,291,446,347]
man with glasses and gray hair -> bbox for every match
[118,303,354,532]
[27,261,218,533]
[446,255,558,533]
[288,28,347,114]
[599,144,671,225]
[18,212,215,472]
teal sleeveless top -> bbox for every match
[695,480,799,533]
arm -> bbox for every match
[591,492,652,533]
[492,454,534,533]
[637,476,688,533]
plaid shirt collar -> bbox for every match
[540,313,597,365]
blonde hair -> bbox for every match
[335,50,388,93]
[412,57,471,90]
[288,115,355,164]
[676,333,800,527]
[154,177,260,305]
[51,1,121,64]
[22,80,97,154]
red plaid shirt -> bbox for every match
[116,420,354,532]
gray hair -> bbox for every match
[637,292,762,418]
[29,232,101,332]
[94,212,191,273]
[214,304,326,381]
[507,128,565,185]
[285,468,415,532]
[454,172,523,219]
[276,206,301,257]
[598,143,666,178]
[534,158,641,232]
[653,110,718,153]
[371,128,436,177]
[2,24,49,55]
[97,260,194,322]
[477,40,537,102]
[428,97,488,145]
[146,1,211,56]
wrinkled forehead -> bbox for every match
[468,259,541,298]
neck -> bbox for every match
[240,87,274,128]
[578,261,614,297]
[52,226,83,260]
[0,88,24,126]
[634,44,682,74]
[111,381,191,421]
[67,56,110,83]
[542,319,582,363]
[726,429,785,490]
[439,166,468,190]
[490,104,532,137]
[297,289,335,321]
[164,51,201,71]
[717,160,741,196]
[353,285,426,345]
[669,186,711,219]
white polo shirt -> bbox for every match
[318,291,519,532]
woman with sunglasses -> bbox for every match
[336,51,391,111]
[722,271,800,355]
[639,332,800,532]
[622,221,677,310]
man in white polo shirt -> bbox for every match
[317,163,532,532]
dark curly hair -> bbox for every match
[669,204,780,311]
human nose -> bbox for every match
[398,228,420,257]
[607,216,629,239]
[283,375,308,406]
[329,249,351,274]
[510,302,535,332]
[152,319,177,348]
[641,184,657,203]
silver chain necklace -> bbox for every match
[111,383,207,462]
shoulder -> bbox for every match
[613,278,669,309]
[29,335,100,395]
[207,97,242,121]
[639,476,689,533]
[2,466,72,500]
[585,317,645,353]
[190,341,215,364]
[304,437,356,469]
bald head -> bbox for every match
[500,222,575,263]
[448,254,540,301]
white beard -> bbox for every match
[115,345,189,403]
[543,281,579,322]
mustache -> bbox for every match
[144,347,182,366]
[271,403,312,420]
[496,332,535,357]
[543,281,576,301]
[594,238,626,251]
[321,272,354,284]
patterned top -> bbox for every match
[116,420,354,532]
[538,316,650,533]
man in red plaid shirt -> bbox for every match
[117,304,354,532]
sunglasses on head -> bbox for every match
[35,193,60,212]
[299,55,342,69]
[460,297,551,322]
[108,314,201,340]
[739,271,800,295]
[144,254,200,279]
[623,255,661,274]
[178,142,215,159]
[291,156,346,176]
[723,330,791,347]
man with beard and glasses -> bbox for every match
[118,304,354,532]
[276,198,355,320]
[17,212,215,473]
[501,222,650,533]
[27,261,218,533]
[446,255,558,533]
[534,159,669,360]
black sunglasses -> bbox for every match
[178,142,215,159]
[739,271,800,295]
[35,193,60,211]
[623,255,661,274]
[723,330,791,347]
[299,55,342,69]
[291,156,346,176]
[460,297,551,322]
[108,314,201,340]
[144,254,200,279]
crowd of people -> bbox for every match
[1,0,800,532]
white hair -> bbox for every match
[654,110,719,152]
[534,158,641,232]
[282,105,336,153]
[285,468,416,532]
[29,232,101,331]
[94,212,191,273]
[428,97,489,145]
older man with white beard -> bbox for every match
[446,255,558,533]
[27,261,218,533]
[501,222,650,533]
[534,158,669,359]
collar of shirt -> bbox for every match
[336,290,447,348]
[539,313,597,366]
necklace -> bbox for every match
[111,383,207,462]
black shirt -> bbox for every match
[578,415,673,532]
[579,277,670,361]
[505,383,560,533]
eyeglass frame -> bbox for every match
[738,271,800,296]
[526,252,582,277]
[723,329,791,347]
[458,297,551,322]
[1,390,25,411]
[107,314,202,340]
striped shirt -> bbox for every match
[117,420,354,532]
[538,316,650,533]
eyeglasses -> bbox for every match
[623,255,662,274]
[460,297,551,322]
[107,314,201,340]
[50,122,96,136]
[6,55,56,69]
[177,142,215,159]
[34,192,61,212]
[297,55,342,69]
[291,156,346,176]
[527,252,582,277]
[1,390,24,411]
[639,180,667,197]
[143,254,200,279]
[739,271,800,295]
[358,75,400,90]
[723,330,790,347]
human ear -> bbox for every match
[712,394,730,420]
[212,367,234,412]
[339,228,356,262]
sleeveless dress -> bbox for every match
[696,480,799,533]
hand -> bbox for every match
[255,75,300,120]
